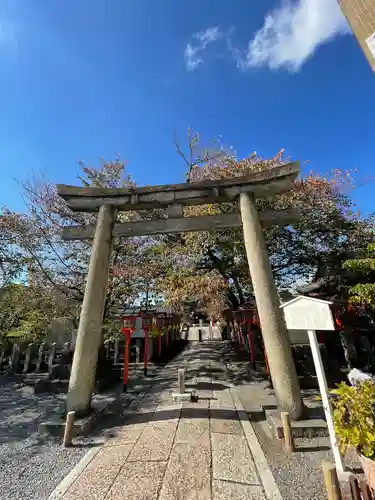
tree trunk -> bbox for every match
[226,288,239,310]
[231,275,245,305]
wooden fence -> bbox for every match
[0,341,65,375]
[0,339,128,375]
[323,463,374,500]
[0,336,168,376]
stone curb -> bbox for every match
[47,446,101,500]
[230,387,283,500]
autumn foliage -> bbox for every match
[0,132,374,341]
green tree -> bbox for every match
[0,283,64,344]
[1,159,166,339]
[156,130,375,317]
[343,243,375,306]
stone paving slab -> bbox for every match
[104,421,148,446]
[182,398,210,409]
[159,440,211,500]
[210,409,244,435]
[181,405,210,418]
[153,403,182,420]
[212,480,266,500]
[175,418,209,442]
[128,419,178,462]
[49,342,280,500]
[106,461,167,500]
[211,433,260,485]
[211,388,236,409]
[63,444,133,500]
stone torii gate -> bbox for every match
[58,162,304,419]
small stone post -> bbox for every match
[67,204,116,416]
[281,412,295,452]
[135,340,141,364]
[172,368,192,402]
[63,411,75,447]
[48,342,57,375]
[23,343,33,373]
[9,344,20,373]
[322,462,342,500]
[63,342,70,354]
[178,368,185,394]
[239,193,303,419]
[35,342,45,372]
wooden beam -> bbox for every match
[62,178,296,212]
[57,162,300,212]
[61,208,300,240]
[58,162,299,197]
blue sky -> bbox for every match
[0,0,374,216]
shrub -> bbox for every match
[331,380,375,459]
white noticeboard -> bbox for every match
[281,296,335,331]
[280,296,344,473]
[366,32,375,61]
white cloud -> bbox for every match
[184,26,222,71]
[184,43,203,71]
[184,1,351,73]
[241,0,351,72]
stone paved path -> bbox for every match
[49,342,279,500]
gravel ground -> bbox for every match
[0,361,179,500]
[252,419,363,500]
[0,375,91,500]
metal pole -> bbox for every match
[308,330,344,473]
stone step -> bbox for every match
[267,411,328,438]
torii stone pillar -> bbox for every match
[239,193,303,420]
[67,204,116,416]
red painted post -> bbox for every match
[142,314,151,377]
[166,328,169,350]
[144,328,149,376]
[246,321,256,369]
[123,331,131,392]
[121,313,138,392]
